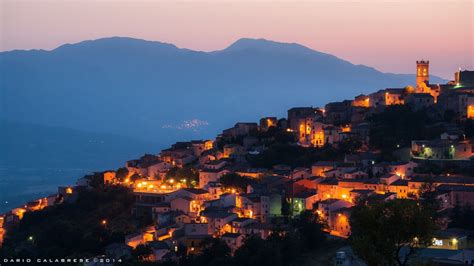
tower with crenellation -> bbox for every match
[416,60,429,90]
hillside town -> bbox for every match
[2,61,474,265]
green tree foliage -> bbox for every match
[418,181,442,218]
[130,173,142,182]
[233,235,284,266]
[404,85,415,95]
[131,244,153,262]
[449,204,474,230]
[219,173,251,192]
[281,198,292,218]
[257,127,297,144]
[350,198,437,266]
[367,106,441,156]
[166,166,199,185]
[292,210,326,251]
[182,238,232,266]
[85,172,106,189]
[443,109,456,123]
[463,119,474,139]
[338,137,363,154]
[116,167,129,182]
[248,143,342,169]
[0,186,136,258]
[231,211,326,266]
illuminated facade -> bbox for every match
[297,117,324,146]
[416,60,429,89]
[259,117,278,131]
[352,94,370,108]
[468,105,474,119]
[384,89,404,105]
[411,140,473,160]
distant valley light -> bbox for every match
[162,119,210,131]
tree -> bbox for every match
[233,235,283,266]
[444,109,456,123]
[449,204,474,230]
[293,210,326,250]
[129,173,141,182]
[464,119,474,139]
[166,166,199,185]
[367,106,441,157]
[281,197,292,219]
[404,85,415,95]
[187,238,231,266]
[116,167,129,182]
[418,181,441,216]
[338,137,362,154]
[1,186,136,258]
[219,173,251,192]
[350,198,437,266]
[131,244,153,262]
[85,172,106,189]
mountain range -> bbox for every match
[0,37,446,144]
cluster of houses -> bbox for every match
[289,62,474,160]
[1,61,474,264]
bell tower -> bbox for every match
[416,60,429,88]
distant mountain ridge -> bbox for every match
[0,37,446,145]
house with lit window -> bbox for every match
[411,139,473,160]
[199,167,230,189]
[311,161,337,176]
[292,190,319,213]
[241,222,276,240]
[237,194,270,222]
[368,88,404,107]
[317,199,352,229]
[231,218,256,233]
[438,90,474,121]
[170,197,201,218]
[125,232,146,248]
[317,178,339,200]
[329,207,352,237]
[191,140,214,157]
[223,144,246,159]
[287,107,322,132]
[428,229,474,251]
[387,179,409,198]
[343,169,368,180]
[259,117,278,132]
[386,161,418,178]
[352,94,370,108]
[200,210,237,236]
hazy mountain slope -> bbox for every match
[0,119,162,212]
[0,37,446,144]
[0,120,161,169]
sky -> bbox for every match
[0,0,473,79]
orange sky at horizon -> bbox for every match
[1,0,472,78]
